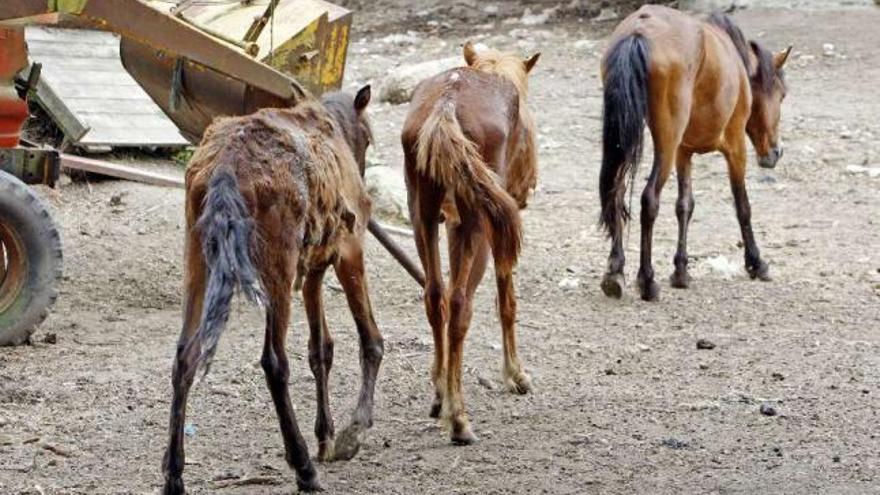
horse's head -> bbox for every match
[747,42,792,169]
[463,41,540,95]
[322,85,373,175]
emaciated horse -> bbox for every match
[598,6,792,301]
[402,42,539,445]
[162,86,381,494]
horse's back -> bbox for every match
[405,67,518,156]
[607,6,703,72]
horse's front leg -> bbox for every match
[723,140,770,280]
[332,238,384,461]
[670,150,695,288]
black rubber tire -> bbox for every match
[0,170,63,346]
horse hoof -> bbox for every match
[601,273,625,299]
[333,423,367,461]
[669,270,691,289]
[296,473,324,492]
[638,278,660,301]
[749,261,771,281]
[504,372,532,395]
[450,427,478,446]
[317,440,335,463]
[429,400,442,419]
[162,478,185,495]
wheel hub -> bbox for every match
[0,219,26,314]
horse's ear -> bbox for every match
[774,45,793,69]
[463,41,478,66]
[354,84,371,113]
[524,52,541,73]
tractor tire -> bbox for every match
[0,170,62,346]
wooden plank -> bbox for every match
[30,68,90,142]
[59,154,184,188]
[25,26,189,148]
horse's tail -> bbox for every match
[415,99,522,271]
[599,34,650,241]
[186,164,265,377]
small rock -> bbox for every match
[705,255,743,280]
[364,166,410,224]
[558,277,581,290]
[660,438,689,450]
[833,455,841,463]
[477,376,495,390]
[378,57,462,104]
[184,423,198,437]
[604,368,617,376]
[593,8,618,22]
[759,402,778,416]
[520,7,557,26]
[822,43,835,57]
[573,39,598,52]
[771,372,785,381]
[108,192,127,207]
[42,333,57,345]
[696,338,716,350]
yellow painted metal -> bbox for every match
[149,0,351,95]
[47,0,88,15]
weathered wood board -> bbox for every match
[25,27,189,149]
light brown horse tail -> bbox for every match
[416,99,522,270]
[599,34,651,242]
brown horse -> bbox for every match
[162,86,381,494]
[402,42,539,445]
[598,6,792,301]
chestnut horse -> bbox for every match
[598,6,792,301]
[402,42,539,445]
[162,87,381,494]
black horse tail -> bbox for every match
[599,34,650,241]
[186,165,265,377]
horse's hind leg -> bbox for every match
[723,139,770,281]
[332,239,385,461]
[260,251,320,491]
[637,149,675,301]
[302,265,336,462]
[496,259,531,394]
[444,215,480,445]
[162,236,206,495]
[409,169,447,419]
[670,149,695,288]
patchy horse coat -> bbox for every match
[163,89,382,495]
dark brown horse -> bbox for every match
[402,42,539,445]
[162,87,381,494]
[598,6,792,301]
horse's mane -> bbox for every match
[469,48,530,98]
[707,12,779,95]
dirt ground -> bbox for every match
[2,2,880,494]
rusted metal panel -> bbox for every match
[0,147,60,187]
[0,27,28,148]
